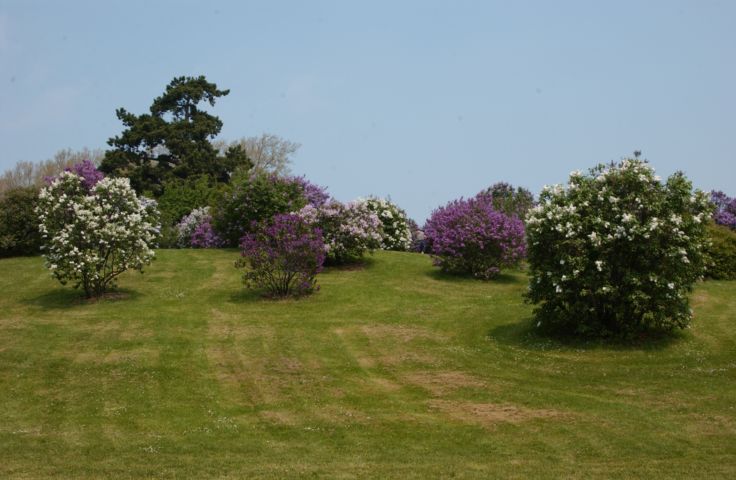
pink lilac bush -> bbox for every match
[424,194,526,279]
[237,213,325,297]
[296,200,382,264]
[177,207,222,248]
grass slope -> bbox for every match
[0,250,735,478]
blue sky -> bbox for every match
[1,0,734,221]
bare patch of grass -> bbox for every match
[403,371,487,396]
[428,399,567,428]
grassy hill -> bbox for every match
[0,250,734,478]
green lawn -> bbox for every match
[0,250,734,478]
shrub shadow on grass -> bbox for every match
[488,318,686,352]
[227,288,264,304]
[426,268,524,285]
[23,287,142,310]
[322,257,377,273]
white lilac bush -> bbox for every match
[358,196,412,251]
[37,171,160,298]
[296,200,382,264]
[525,159,712,337]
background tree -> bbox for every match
[101,76,249,194]
[0,187,42,257]
[0,148,104,194]
[215,133,300,175]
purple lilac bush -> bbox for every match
[424,194,526,279]
[213,173,310,247]
[236,213,325,297]
[65,160,104,190]
[711,191,736,229]
[291,176,330,207]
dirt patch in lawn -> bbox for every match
[404,371,487,396]
[73,347,158,365]
[428,400,566,428]
[359,324,442,343]
[259,410,299,426]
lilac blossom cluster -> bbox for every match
[296,200,382,264]
[711,191,736,229]
[357,196,413,250]
[64,160,104,190]
[176,207,223,248]
[424,194,526,279]
[237,213,325,297]
[290,176,330,207]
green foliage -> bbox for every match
[526,159,713,337]
[478,182,535,219]
[704,223,736,280]
[101,76,250,194]
[212,173,308,247]
[0,187,42,257]
[157,175,221,225]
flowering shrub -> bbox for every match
[176,207,222,248]
[358,197,412,250]
[296,200,382,264]
[477,182,535,220]
[710,191,736,229]
[525,159,712,337]
[292,176,330,207]
[236,214,325,297]
[36,171,160,298]
[425,194,526,279]
[65,159,104,190]
[212,173,309,247]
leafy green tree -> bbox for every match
[101,76,250,194]
[0,187,42,257]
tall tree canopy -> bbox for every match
[101,76,250,194]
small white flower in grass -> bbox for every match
[668,283,675,289]
[595,260,604,271]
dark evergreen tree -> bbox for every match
[101,76,250,194]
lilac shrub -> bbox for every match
[425,194,526,279]
[296,200,382,264]
[526,159,712,337]
[236,214,325,297]
[711,191,736,229]
[177,207,222,248]
[292,176,330,207]
[36,172,159,298]
[65,159,104,190]
[358,197,413,250]
[212,173,310,247]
